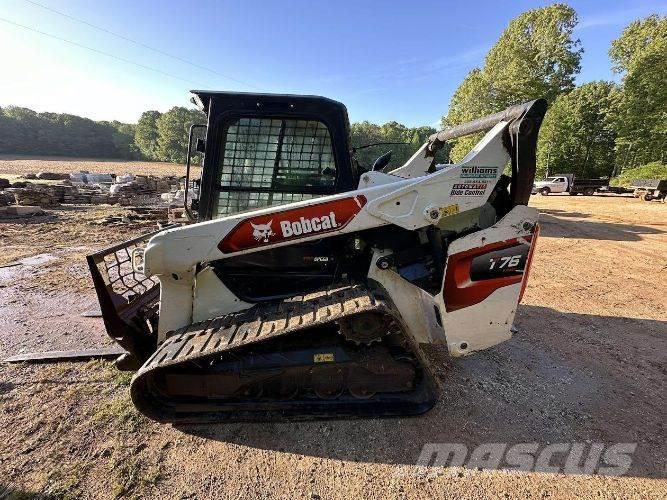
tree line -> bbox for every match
[0,5,664,183]
[0,106,139,159]
[349,122,451,170]
[0,103,441,169]
[0,105,207,163]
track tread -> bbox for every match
[138,283,395,374]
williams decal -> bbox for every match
[450,183,488,197]
[460,166,498,179]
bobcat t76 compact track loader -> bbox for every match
[88,91,547,423]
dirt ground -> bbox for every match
[0,190,665,499]
[0,155,194,178]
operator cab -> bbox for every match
[190,91,358,222]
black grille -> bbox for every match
[214,118,336,216]
[215,191,315,216]
[101,240,159,301]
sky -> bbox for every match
[0,0,665,128]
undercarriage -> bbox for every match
[130,284,436,422]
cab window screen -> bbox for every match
[213,118,336,217]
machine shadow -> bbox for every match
[178,305,666,479]
[538,212,664,241]
[0,483,51,499]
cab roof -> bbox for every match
[190,90,349,120]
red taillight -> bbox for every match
[518,224,540,303]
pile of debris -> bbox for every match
[0,179,12,207]
[110,174,181,206]
[91,207,170,226]
[23,172,70,181]
[0,171,186,210]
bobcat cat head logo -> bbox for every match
[251,220,275,243]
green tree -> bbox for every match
[443,3,583,161]
[610,161,667,187]
[609,15,666,73]
[350,121,384,168]
[0,106,138,158]
[155,107,206,163]
[111,122,140,159]
[484,3,582,107]
[135,110,162,160]
[537,81,619,179]
[610,15,667,169]
[0,107,41,154]
[441,69,491,162]
[350,121,441,171]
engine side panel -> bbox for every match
[435,205,539,356]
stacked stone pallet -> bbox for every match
[61,185,84,204]
[156,178,177,193]
[43,184,68,200]
[2,174,181,209]
[0,192,13,206]
[112,179,164,206]
[117,193,157,206]
[126,175,180,194]
[7,186,60,207]
[62,189,118,205]
[36,172,70,180]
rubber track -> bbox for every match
[135,283,398,377]
[130,282,439,423]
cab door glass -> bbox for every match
[213,118,337,217]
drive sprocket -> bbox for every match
[338,313,391,346]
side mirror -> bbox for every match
[195,138,206,154]
[372,150,392,171]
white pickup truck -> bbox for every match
[532,174,608,196]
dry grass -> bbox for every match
[0,155,200,178]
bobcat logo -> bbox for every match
[251,220,275,243]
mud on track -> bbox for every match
[0,193,665,499]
